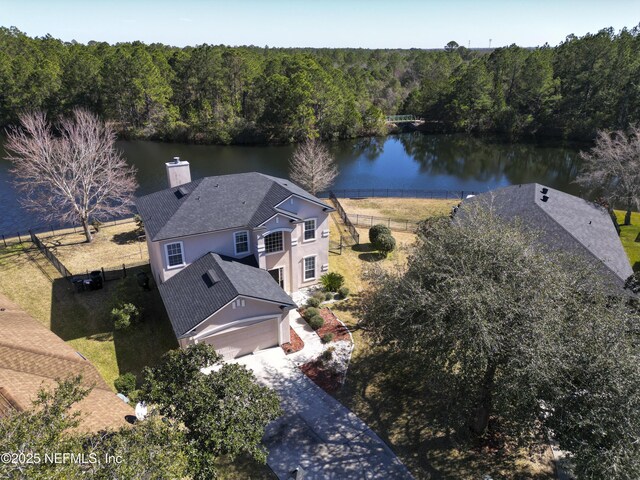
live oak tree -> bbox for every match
[4,109,137,242]
[289,139,338,195]
[0,376,189,479]
[140,344,282,479]
[576,125,640,225]
[359,206,640,478]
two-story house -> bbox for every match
[136,158,334,359]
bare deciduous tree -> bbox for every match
[576,126,640,225]
[289,139,338,196]
[5,109,138,242]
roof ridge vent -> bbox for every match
[175,186,189,199]
[541,195,549,202]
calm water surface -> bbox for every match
[0,133,582,233]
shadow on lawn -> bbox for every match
[112,230,143,245]
[335,347,554,480]
[50,264,177,380]
[352,243,386,263]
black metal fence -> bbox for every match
[329,191,360,244]
[98,261,149,282]
[350,214,419,232]
[319,188,477,200]
[0,216,137,249]
[29,230,73,280]
[329,236,344,255]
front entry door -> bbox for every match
[268,267,285,289]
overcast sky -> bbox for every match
[3,0,639,49]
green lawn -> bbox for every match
[0,242,177,388]
[615,210,640,271]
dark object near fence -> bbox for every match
[72,271,103,293]
[90,270,103,289]
[328,192,360,244]
[29,230,73,280]
[136,272,151,290]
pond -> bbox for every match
[0,133,583,234]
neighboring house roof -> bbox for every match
[461,183,634,288]
[0,293,132,432]
[158,253,296,339]
[136,172,333,242]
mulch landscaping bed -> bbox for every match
[300,359,342,393]
[316,307,350,342]
[281,327,304,355]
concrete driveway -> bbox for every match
[232,348,413,480]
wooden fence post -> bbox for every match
[17,232,22,244]
[101,267,106,282]
[1,235,5,248]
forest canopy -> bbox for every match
[1,25,639,143]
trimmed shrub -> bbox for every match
[313,290,325,301]
[324,292,334,301]
[112,303,140,330]
[338,286,350,299]
[308,314,325,331]
[306,297,321,308]
[114,372,137,396]
[321,346,335,362]
[303,307,319,319]
[321,333,334,344]
[320,272,345,292]
[369,224,391,244]
[374,232,396,256]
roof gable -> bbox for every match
[158,253,295,338]
[136,172,332,241]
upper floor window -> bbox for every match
[303,256,316,281]
[234,231,249,255]
[264,231,284,254]
[165,242,184,268]
[303,219,316,241]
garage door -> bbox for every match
[203,319,279,359]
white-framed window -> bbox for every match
[303,256,316,281]
[264,231,284,254]
[234,231,250,255]
[303,218,316,241]
[165,241,185,268]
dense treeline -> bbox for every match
[1,25,639,143]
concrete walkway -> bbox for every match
[232,348,413,480]
[287,310,325,366]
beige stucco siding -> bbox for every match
[202,319,279,359]
[257,199,330,291]
[155,228,255,282]
[179,296,291,351]
[148,195,330,290]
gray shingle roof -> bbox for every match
[158,253,296,338]
[136,172,332,241]
[462,183,634,287]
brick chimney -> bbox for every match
[165,157,191,188]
